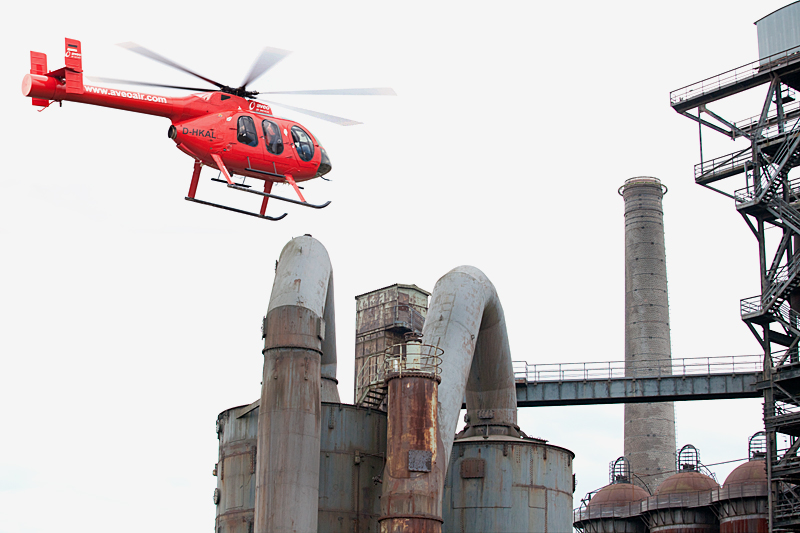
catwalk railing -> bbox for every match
[670,45,800,108]
[513,355,763,384]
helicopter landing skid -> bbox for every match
[227,183,331,209]
[184,197,287,221]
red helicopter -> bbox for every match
[21,38,395,220]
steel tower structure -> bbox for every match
[670,39,800,531]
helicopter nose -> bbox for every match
[317,147,332,177]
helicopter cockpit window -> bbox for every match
[237,116,258,147]
[291,126,315,162]
[262,120,284,155]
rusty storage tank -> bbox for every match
[442,434,575,532]
[319,401,387,532]
[573,457,650,533]
[214,401,387,533]
[215,402,259,533]
[717,433,768,533]
[646,445,720,533]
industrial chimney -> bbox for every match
[620,176,676,492]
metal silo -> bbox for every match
[717,433,768,533]
[442,435,574,532]
[214,402,259,533]
[214,400,388,533]
[318,402,387,532]
[620,176,677,492]
[645,445,719,533]
[573,457,650,533]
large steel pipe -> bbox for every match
[420,266,518,516]
[254,236,337,533]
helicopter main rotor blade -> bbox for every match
[259,99,363,126]
[118,42,225,90]
[259,88,397,96]
[87,76,215,93]
[240,47,292,89]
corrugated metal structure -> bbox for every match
[757,1,800,62]
[214,401,387,533]
[443,436,575,532]
[354,284,428,410]
[318,402,387,532]
[215,403,259,533]
[620,177,677,492]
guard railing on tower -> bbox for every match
[356,342,443,408]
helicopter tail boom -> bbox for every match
[23,38,180,119]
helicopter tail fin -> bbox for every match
[27,38,83,107]
[29,51,50,107]
[63,38,84,95]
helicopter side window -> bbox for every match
[237,116,258,147]
[262,120,284,155]
[291,126,315,162]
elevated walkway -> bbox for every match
[670,45,800,114]
[513,355,763,407]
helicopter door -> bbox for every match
[260,119,295,176]
[289,125,318,174]
[226,115,261,170]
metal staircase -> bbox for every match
[355,352,389,409]
[671,51,800,531]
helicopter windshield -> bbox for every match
[237,116,258,147]
[262,120,283,155]
[291,126,314,162]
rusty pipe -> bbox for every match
[379,368,444,533]
[254,236,337,533]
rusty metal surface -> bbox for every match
[444,437,575,533]
[719,516,768,533]
[722,459,767,487]
[215,404,259,533]
[318,402,387,533]
[354,284,429,407]
[256,306,323,533]
[588,483,650,506]
[647,506,719,533]
[253,236,340,532]
[355,284,429,336]
[655,472,719,496]
[378,516,443,533]
[266,235,339,403]
[380,375,444,532]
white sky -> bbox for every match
[1,1,794,531]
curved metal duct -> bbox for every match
[255,235,338,533]
[421,265,518,499]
